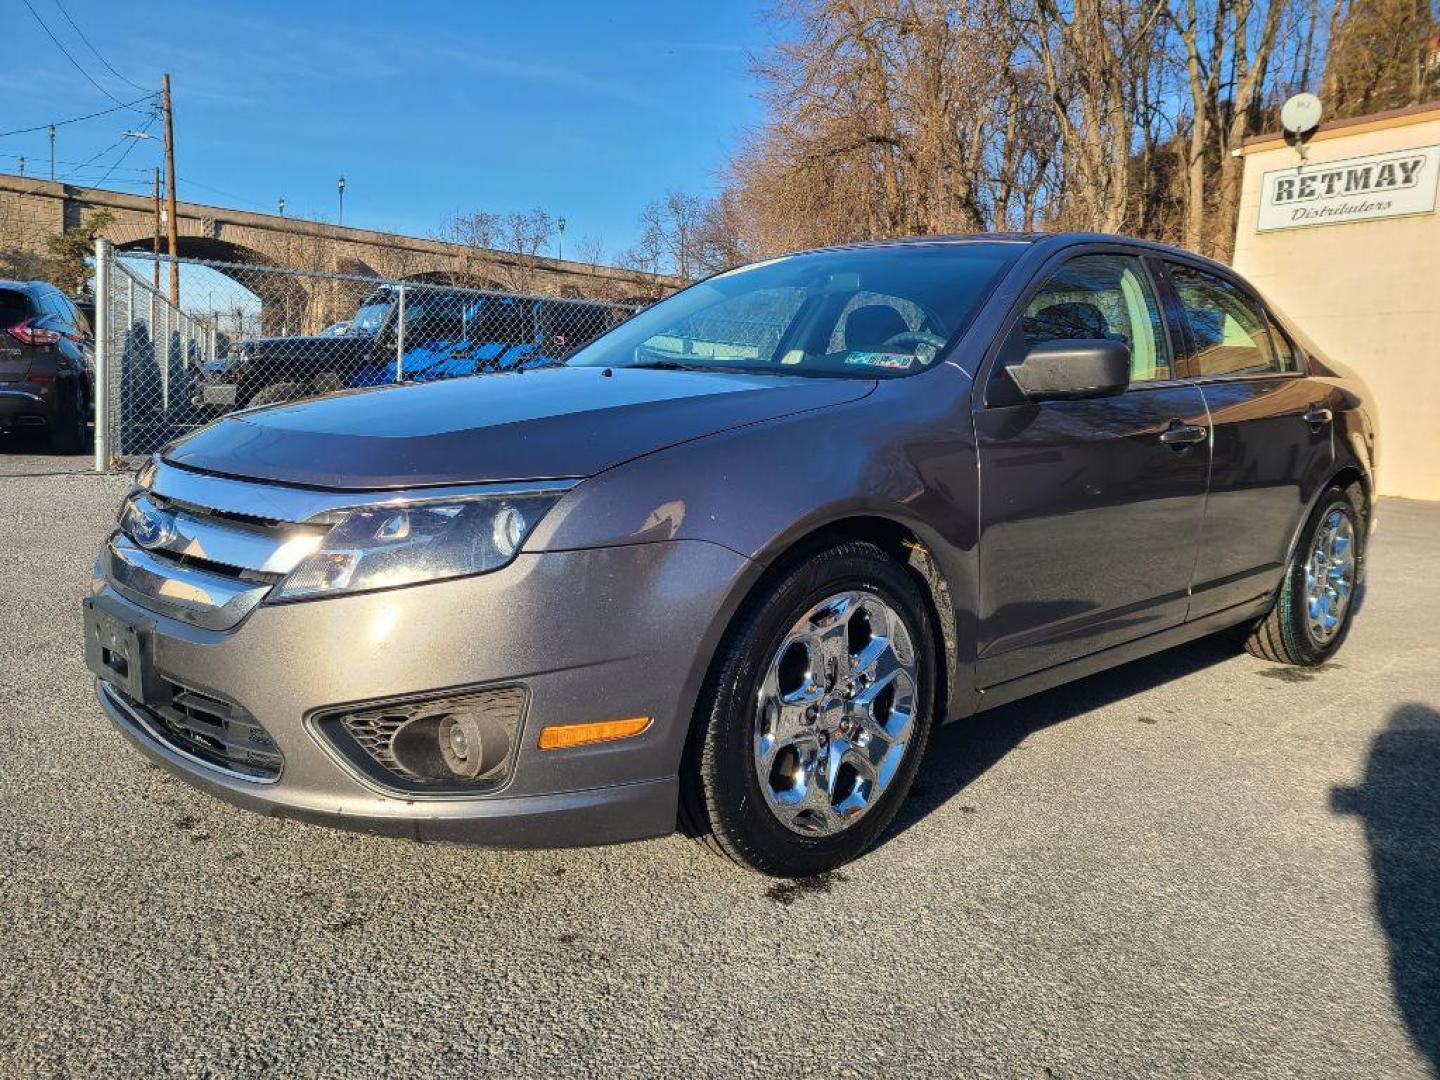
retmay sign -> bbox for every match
[1257,144,1440,231]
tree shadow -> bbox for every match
[1332,703,1440,1075]
[885,630,1244,841]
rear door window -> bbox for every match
[1167,263,1292,377]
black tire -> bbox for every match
[681,540,937,876]
[1245,484,1365,666]
[49,381,91,454]
[245,382,306,408]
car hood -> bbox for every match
[163,366,875,489]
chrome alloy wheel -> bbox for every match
[754,591,919,837]
[1304,508,1356,645]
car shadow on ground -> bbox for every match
[883,630,1244,842]
[1332,702,1440,1074]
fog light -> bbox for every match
[329,686,527,793]
[447,720,470,760]
[438,713,507,779]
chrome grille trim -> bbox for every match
[104,535,271,630]
[130,492,326,576]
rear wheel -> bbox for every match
[682,541,936,876]
[49,381,90,454]
[1245,484,1364,666]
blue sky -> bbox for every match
[3,0,770,261]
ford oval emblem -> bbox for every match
[130,503,177,549]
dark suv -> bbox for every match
[0,280,94,451]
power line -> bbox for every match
[69,112,158,196]
[90,119,154,190]
[58,133,130,181]
[0,94,157,139]
[49,0,151,94]
[20,0,149,111]
[176,175,270,211]
[0,149,149,173]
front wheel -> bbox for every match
[683,541,936,876]
[1246,484,1365,666]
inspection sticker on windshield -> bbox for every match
[845,351,913,370]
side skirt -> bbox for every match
[967,595,1271,717]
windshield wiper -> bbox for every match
[624,359,707,371]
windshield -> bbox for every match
[352,297,392,335]
[566,244,1019,378]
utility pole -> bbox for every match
[161,73,180,306]
[49,125,55,180]
[151,167,162,288]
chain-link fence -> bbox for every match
[93,241,642,468]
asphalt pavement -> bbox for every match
[2,448,1437,1078]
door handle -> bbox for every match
[1160,423,1208,446]
[1303,406,1333,426]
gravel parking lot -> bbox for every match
[2,448,1437,1078]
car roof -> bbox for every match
[786,231,1233,271]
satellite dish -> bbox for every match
[1281,93,1323,137]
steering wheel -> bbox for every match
[878,330,947,363]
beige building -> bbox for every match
[1233,102,1440,501]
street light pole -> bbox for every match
[49,125,55,180]
[277,197,285,217]
[557,216,567,261]
[337,176,346,226]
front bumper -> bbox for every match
[90,539,750,847]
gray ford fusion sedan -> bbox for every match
[85,233,1378,876]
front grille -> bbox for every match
[113,682,283,781]
[320,686,527,794]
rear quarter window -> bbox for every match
[0,289,35,327]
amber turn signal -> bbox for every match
[537,716,652,750]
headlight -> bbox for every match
[273,492,563,601]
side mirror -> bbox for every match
[1005,339,1131,401]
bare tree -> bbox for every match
[615,0,1437,266]
[432,208,556,293]
[1324,0,1439,115]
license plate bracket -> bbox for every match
[83,597,168,707]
